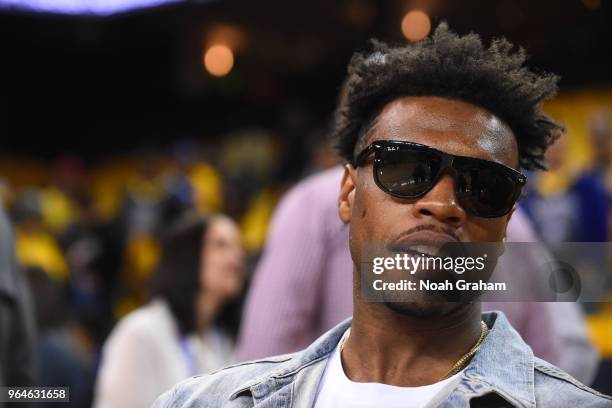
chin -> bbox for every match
[383,301,467,318]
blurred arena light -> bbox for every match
[206,24,246,53]
[401,10,431,42]
[204,44,234,77]
[0,0,197,16]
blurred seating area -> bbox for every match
[0,127,338,405]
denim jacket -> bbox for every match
[153,311,612,407]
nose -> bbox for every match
[411,174,467,227]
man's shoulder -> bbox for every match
[268,167,344,235]
[533,357,612,407]
[152,353,296,408]
[280,167,342,207]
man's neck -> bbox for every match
[342,301,482,387]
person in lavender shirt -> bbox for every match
[237,157,598,386]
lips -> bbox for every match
[393,246,448,261]
[389,231,459,258]
[401,230,459,244]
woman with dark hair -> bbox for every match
[93,214,245,408]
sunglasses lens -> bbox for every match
[454,160,521,217]
[376,148,441,197]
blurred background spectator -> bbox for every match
[93,214,244,408]
[522,135,609,242]
[0,206,37,401]
[0,0,611,404]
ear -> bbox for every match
[502,207,516,242]
[338,164,357,224]
[497,207,516,256]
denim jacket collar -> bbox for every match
[229,311,535,408]
[448,312,536,407]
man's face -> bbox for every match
[339,96,519,316]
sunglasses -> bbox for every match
[353,140,527,218]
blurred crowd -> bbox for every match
[0,125,338,406]
[0,91,612,406]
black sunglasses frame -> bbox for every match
[353,140,527,218]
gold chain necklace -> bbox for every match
[339,320,489,381]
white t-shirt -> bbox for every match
[313,330,463,408]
